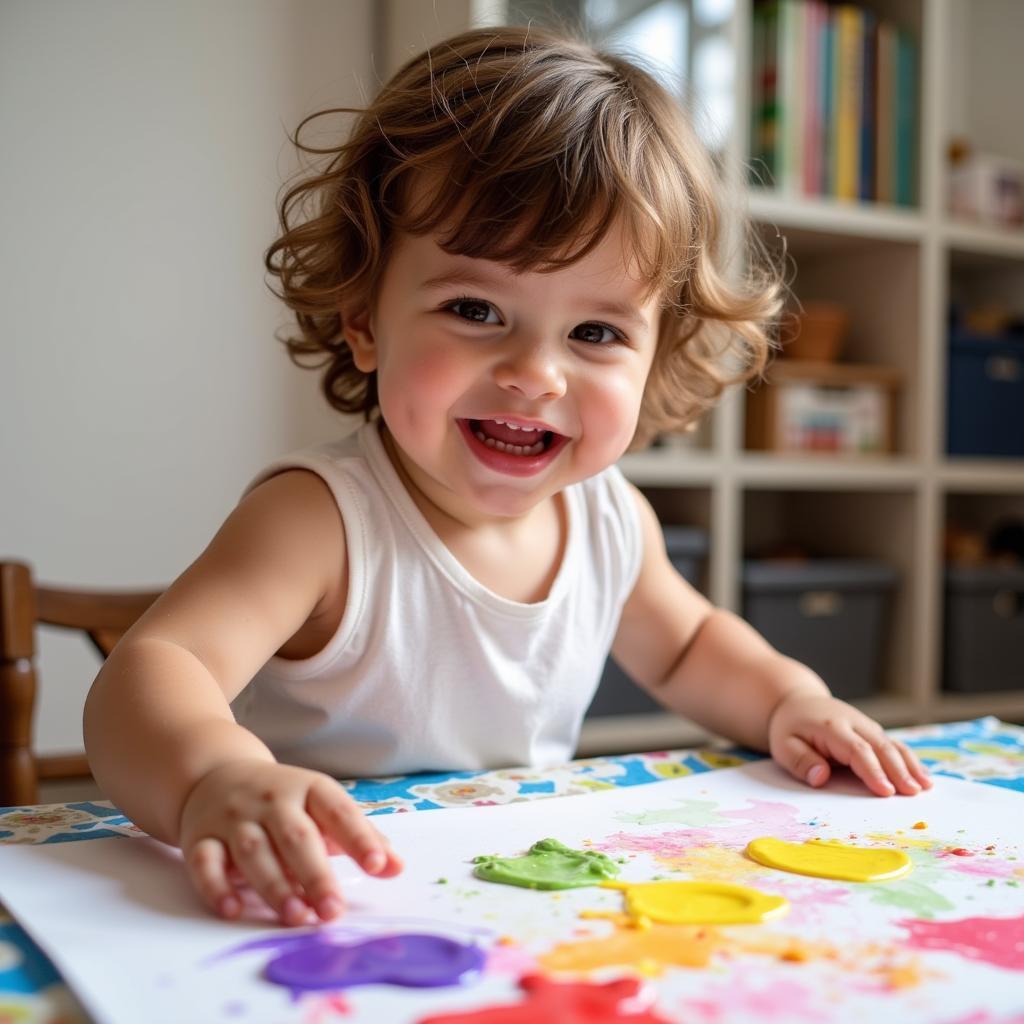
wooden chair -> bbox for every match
[0,561,160,807]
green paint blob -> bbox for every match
[473,838,620,890]
[867,849,954,919]
[869,879,955,919]
[616,799,730,828]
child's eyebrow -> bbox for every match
[419,269,650,331]
[418,268,504,294]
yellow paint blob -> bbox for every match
[601,879,788,925]
[746,836,912,882]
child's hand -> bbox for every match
[768,693,932,797]
[178,760,403,925]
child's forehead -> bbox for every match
[396,169,662,300]
[399,227,652,289]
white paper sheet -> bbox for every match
[1,761,1022,1023]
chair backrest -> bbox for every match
[0,561,160,807]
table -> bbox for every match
[2,716,1022,1023]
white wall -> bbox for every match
[0,1,375,754]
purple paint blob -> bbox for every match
[264,932,484,992]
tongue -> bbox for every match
[476,419,545,445]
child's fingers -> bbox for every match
[265,808,346,922]
[893,739,933,788]
[186,836,242,919]
[307,780,402,877]
[773,732,831,788]
[829,729,895,797]
[228,822,311,925]
[870,735,922,795]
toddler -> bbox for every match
[84,24,930,928]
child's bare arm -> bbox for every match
[612,486,930,796]
[84,470,401,923]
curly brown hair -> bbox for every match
[265,24,781,449]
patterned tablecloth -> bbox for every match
[1,716,1022,1021]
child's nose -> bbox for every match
[492,339,567,401]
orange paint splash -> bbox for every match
[540,924,724,974]
[878,958,928,990]
[542,916,927,993]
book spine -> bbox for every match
[875,21,894,204]
[834,5,864,201]
[777,0,801,192]
[759,1,780,183]
[895,29,917,206]
[820,6,835,195]
[859,9,877,200]
[750,2,766,183]
[803,1,822,195]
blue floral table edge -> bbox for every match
[2,716,1021,848]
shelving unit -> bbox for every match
[567,0,1024,755]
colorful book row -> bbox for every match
[751,0,917,206]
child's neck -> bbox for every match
[377,420,568,604]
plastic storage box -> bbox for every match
[741,560,898,700]
[586,526,709,718]
[947,329,1024,457]
[944,565,1024,692]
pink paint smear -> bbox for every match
[899,913,1024,971]
[940,1013,1024,1024]
[597,801,812,858]
[680,977,829,1023]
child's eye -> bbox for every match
[445,298,500,324]
[570,322,624,345]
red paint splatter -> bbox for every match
[899,913,1024,971]
[306,993,352,1021]
[416,975,671,1023]
[949,847,974,857]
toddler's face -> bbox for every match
[346,216,660,524]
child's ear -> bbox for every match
[341,306,377,372]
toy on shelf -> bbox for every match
[948,138,1024,230]
[778,301,850,362]
[746,357,901,455]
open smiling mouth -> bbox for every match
[467,418,557,455]
[456,418,569,476]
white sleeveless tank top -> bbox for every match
[231,420,643,777]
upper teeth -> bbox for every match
[493,419,537,432]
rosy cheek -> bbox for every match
[409,347,467,391]
[595,374,645,441]
[379,345,468,434]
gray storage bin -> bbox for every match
[742,560,898,700]
[586,526,709,718]
[944,565,1024,693]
